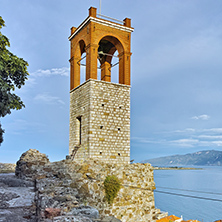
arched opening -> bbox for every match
[111,50,119,83]
[97,36,124,84]
[78,40,86,84]
[80,52,86,84]
[70,39,87,89]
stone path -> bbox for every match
[0,173,36,222]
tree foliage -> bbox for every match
[0,16,29,144]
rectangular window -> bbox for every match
[76,116,82,145]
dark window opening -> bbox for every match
[119,106,122,109]
[100,152,102,155]
[100,126,103,129]
[118,153,121,156]
[118,128,120,131]
[77,116,82,145]
[102,104,104,107]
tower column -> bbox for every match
[101,61,111,82]
[72,56,81,89]
[70,57,74,90]
[86,44,98,81]
[119,52,132,85]
[70,55,81,89]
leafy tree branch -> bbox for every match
[0,16,29,144]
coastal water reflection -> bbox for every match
[154,166,222,222]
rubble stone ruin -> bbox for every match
[69,7,133,164]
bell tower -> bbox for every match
[69,7,134,164]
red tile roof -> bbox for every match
[157,215,181,222]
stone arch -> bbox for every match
[70,39,87,89]
[97,35,129,84]
[98,35,125,60]
[79,39,86,55]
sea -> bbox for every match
[154,166,222,222]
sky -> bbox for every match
[0,0,222,163]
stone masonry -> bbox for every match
[69,79,130,164]
[15,149,162,222]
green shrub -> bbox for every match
[104,175,121,204]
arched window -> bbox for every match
[97,36,124,84]
[78,40,86,84]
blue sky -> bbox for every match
[0,0,222,163]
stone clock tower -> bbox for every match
[69,7,133,164]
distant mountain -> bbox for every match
[142,150,222,166]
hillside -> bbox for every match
[142,150,222,166]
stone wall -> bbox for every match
[77,160,160,222]
[0,163,16,173]
[16,149,162,222]
[69,79,130,164]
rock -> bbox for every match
[0,173,34,187]
[0,173,36,221]
[68,206,99,219]
[51,215,93,222]
[0,208,35,222]
[15,149,49,180]
[0,192,19,208]
[44,208,61,218]
[100,216,122,222]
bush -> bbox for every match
[104,175,121,204]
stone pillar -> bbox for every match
[86,44,98,81]
[89,7,97,17]
[118,52,131,85]
[101,61,111,82]
[124,18,131,27]
[70,55,81,90]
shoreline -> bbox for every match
[153,166,203,170]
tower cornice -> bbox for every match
[68,16,134,41]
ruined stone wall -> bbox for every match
[77,160,160,222]
[69,79,130,164]
[16,150,161,222]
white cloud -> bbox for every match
[16,67,70,94]
[191,114,210,120]
[198,135,222,140]
[34,93,65,105]
[170,138,199,147]
[174,127,222,135]
[211,141,222,146]
[3,119,46,135]
[26,77,36,85]
[132,129,222,149]
[203,128,222,133]
[173,128,196,133]
[131,137,161,144]
[31,67,69,77]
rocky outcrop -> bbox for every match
[15,149,49,180]
[13,149,160,221]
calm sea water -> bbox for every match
[154,166,222,222]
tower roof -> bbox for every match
[68,7,134,41]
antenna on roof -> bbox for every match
[99,0,102,16]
